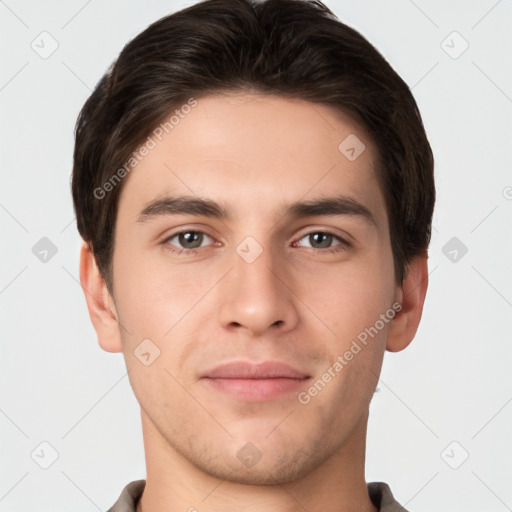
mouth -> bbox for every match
[200,360,311,402]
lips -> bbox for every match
[200,361,310,402]
[201,360,309,379]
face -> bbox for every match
[109,93,400,484]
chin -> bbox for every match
[191,442,325,486]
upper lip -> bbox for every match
[201,361,309,379]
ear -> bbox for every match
[386,253,429,353]
[79,241,123,353]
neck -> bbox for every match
[136,408,378,512]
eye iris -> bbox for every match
[179,231,202,249]
[310,232,332,248]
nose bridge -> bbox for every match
[235,236,278,294]
[232,235,281,304]
[217,234,299,334]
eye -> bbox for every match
[294,231,350,251]
[164,230,214,252]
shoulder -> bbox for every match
[106,479,146,512]
[367,481,409,512]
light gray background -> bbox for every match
[1,1,511,510]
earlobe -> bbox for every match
[79,241,123,353]
[386,253,429,353]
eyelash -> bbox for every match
[162,229,351,255]
[292,233,351,253]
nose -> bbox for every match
[217,241,300,336]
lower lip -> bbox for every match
[203,377,309,402]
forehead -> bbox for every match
[117,92,387,226]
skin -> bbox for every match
[80,92,428,512]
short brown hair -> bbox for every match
[71,0,435,294]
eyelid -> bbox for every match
[292,226,353,246]
[159,227,220,258]
[161,224,219,242]
[293,234,350,252]
[161,226,353,253]
[170,230,212,240]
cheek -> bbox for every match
[297,255,396,340]
[111,246,169,343]
[112,246,220,343]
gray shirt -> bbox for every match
[106,479,409,511]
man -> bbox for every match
[71,0,435,510]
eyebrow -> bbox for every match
[136,195,377,227]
